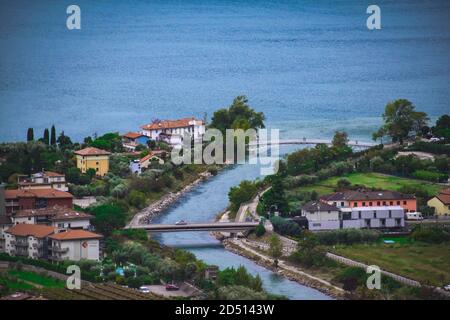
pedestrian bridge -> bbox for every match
[249,139,376,148]
[128,222,259,233]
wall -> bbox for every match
[76,155,109,176]
[427,197,450,215]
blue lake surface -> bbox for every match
[1,0,449,299]
[0,0,449,142]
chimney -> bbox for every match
[0,183,6,216]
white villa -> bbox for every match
[140,117,205,145]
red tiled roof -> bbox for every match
[6,224,55,238]
[5,189,73,200]
[14,206,92,221]
[42,171,64,177]
[122,132,146,139]
[48,229,102,241]
[320,190,415,202]
[141,117,203,131]
[74,147,111,156]
[140,152,163,163]
[436,189,450,205]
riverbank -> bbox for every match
[219,237,345,299]
[127,171,213,227]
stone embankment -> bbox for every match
[127,172,212,227]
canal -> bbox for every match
[152,145,331,300]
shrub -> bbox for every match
[315,229,381,245]
[410,225,450,243]
[412,170,448,183]
[270,216,301,237]
[254,223,266,237]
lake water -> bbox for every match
[0,0,449,142]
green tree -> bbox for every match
[43,128,50,145]
[27,128,34,142]
[374,99,429,144]
[268,234,283,267]
[50,125,57,146]
[255,222,266,237]
[90,203,127,237]
[336,178,351,190]
[228,180,257,212]
[432,114,450,140]
[332,131,349,149]
[57,131,73,150]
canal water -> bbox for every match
[152,145,332,300]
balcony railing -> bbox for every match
[50,246,69,253]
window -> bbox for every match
[377,201,381,206]
[374,210,377,218]
[382,201,387,205]
[358,211,361,219]
[397,201,400,205]
[390,201,394,206]
[380,219,386,227]
[362,202,366,206]
[341,202,344,207]
[403,201,407,205]
[389,210,392,218]
[353,202,358,207]
[369,202,372,206]
[333,202,337,206]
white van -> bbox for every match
[406,212,423,220]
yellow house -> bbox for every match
[427,188,450,216]
[74,147,111,177]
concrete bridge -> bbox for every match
[127,222,259,233]
[249,138,376,148]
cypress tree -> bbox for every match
[50,125,56,146]
[43,128,50,145]
[27,128,34,141]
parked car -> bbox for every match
[444,284,450,292]
[175,220,188,225]
[165,283,180,291]
[406,212,423,221]
[139,286,150,294]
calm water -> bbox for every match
[152,145,331,300]
[1,0,449,299]
[0,0,449,142]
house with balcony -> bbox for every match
[4,189,73,214]
[0,216,12,252]
[4,224,56,259]
[121,132,150,151]
[48,229,103,262]
[141,117,205,146]
[11,206,93,230]
[18,171,68,192]
[75,147,111,177]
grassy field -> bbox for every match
[332,243,450,286]
[296,172,443,196]
[8,270,65,289]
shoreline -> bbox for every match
[218,236,345,300]
[127,171,213,227]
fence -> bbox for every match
[326,252,421,287]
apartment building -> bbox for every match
[4,189,73,214]
[18,171,68,192]
[4,224,56,259]
[0,216,13,252]
[48,230,103,262]
[301,201,405,231]
[320,190,417,212]
[11,206,93,230]
[75,147,111,177]
[141,117,205,142]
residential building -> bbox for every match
[18,171,68,192]
[10,206,93,230]
[300,201,405,231]
[320,190,416,212]
[4,189,73,214]
[157,132,183,147]
[0,216,13,252]
[75,147,111,176]
[141,117,205,143]
[300,201,341,230]
[48,229,103,262]
[4,224,56,259]
[122,132,150,151]
[427,188,450,216]
[130,151,165,175]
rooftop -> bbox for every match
[5,189,73,199]
[436,188,450,205]
[141,117,203,131]
[6,224,55,238]
[122,132,146,139]
[320,190,415,202]
[74,147,111,156]
[302,201,339,212]
[13,206,92,221]
[48,229,102,241]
